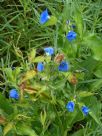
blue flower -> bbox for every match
[44,47,54,56]
[37,62,44,72]
[66,31,77,41]
[9,89,19,99]
[81,106,90,116]
[40,9,50,24]
[58,61,69,72]
[71,24,76,29]
[66,101,75,112]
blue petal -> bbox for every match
[9,89,19,99]
[40,9,50,24]
[66,31,77,41]
[37,62,44,72]
[58,61,69,72]
[44,47,54,56]
[82,106,90,116]
[66,101,75,112]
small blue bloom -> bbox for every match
[44,47,54,56]
[71,24,76,29]
[9,89,19,99]
[40,9,50,24]
[66,101,75,112]
[58,61,69,72]
[37,62,44,72]
[66,31,77,41]
[82,106,90,116]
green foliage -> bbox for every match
[43,16,57,26]
[0,93,13,115]
[0,0,102,136]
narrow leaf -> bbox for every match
[22,70,37,82]
[44,16,57,26]
[78,91,94,97]
[89,111,102,126]
[3,122,13,136]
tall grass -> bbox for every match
[0,0,102,66]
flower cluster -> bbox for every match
[9,9,90,119]
[39,10,90,118]
[40,9,77,42]
[37,47,69,72]
[66,101,90,116]
[9,46,70,99]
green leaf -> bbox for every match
[84,34,102,61]
[14,47,23,59]
[94,69,102,78]
[22,70,37,82]
[28,48,36,63]
[44,56,51,63]
[78,91,94,97]
[70,129,85,136]
[34,56,45,63]
[16,124,38,136]
[40,109,47,127]
[90,79,102,91]
[44,16,57,26]
[0,93,13,115]
[4,68,14,83]
[66,107,84,128]
[89,111,102,126]
[73,8,83,38]
[3,122,13,136]
[13,67,21,79]
[81,96,101,126]
[94,64,102,78]
[4,68,21,85]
